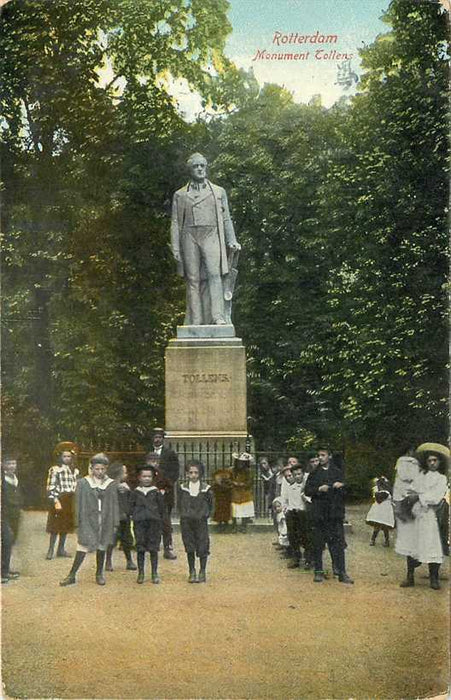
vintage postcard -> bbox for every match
[1,0,449,698]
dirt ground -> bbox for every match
[1,505,449,700]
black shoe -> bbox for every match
[369,541,376,546]
[152,574,161,584]
[188,571,198,583]
[1,577,9,584]
[137,572,145,584]
[197,572,206,583]
[60,575,76,587]
[96,574,106,586]
[313,572,324,583]
[105,563,114,572]
[8,571,20,579]
[126,561,137,571]
[163,549,177,560]
[56,551,72,558]
[45,550,54,560]
[338,573,354,584]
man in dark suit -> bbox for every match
[149,428,180,559]
[304,447,353,584]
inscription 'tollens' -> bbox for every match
[183,373,231,384]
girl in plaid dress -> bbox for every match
[45,445,79,559]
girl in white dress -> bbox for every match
[395,445,448,590]
[366,476,395,546]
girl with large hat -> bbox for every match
[395,443,449,590]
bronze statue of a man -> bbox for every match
[170,153,241,326]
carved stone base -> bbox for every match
[165,336,247,438]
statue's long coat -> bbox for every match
[170,180,237,278]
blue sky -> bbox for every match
[224,0,392,106]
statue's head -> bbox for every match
[187,152,207,182]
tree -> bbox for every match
[204,0,448,455]
[1,0,238,476]
[208,85,344,449]
[300,0,449,448]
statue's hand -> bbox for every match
[229,241,241,252]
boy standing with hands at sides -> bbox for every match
[282,464,309,569]
[178,461,213,583]
[1,455,23,583]
[60,453,119,587]
[129,462,165,584]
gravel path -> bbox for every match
[1,506,449,699]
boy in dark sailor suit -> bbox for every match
[178,461,213,583]
[129,465,165,584]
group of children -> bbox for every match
[3,442,447,591]
[262,454,319,572]
[262,451,399,583]
[261,453,396,561]
[55,451,213,587]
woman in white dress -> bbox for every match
[395,444,448,590]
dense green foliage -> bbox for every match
[209,0,449,455]
[1,0,448,500]
[207,86,343,448]
[306,0,449,448]
[1,0,232,454]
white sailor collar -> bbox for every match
[85,476,114,489]
[180,482,211,493]
[135,485,158,494]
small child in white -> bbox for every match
[178,461,213,583]
[272,497,289,550]
[366,476,395,546]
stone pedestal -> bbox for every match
[165,324,248,475]
[165,325,247,438]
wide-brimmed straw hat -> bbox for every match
[416,443,450,458]
[53,441,79,456]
